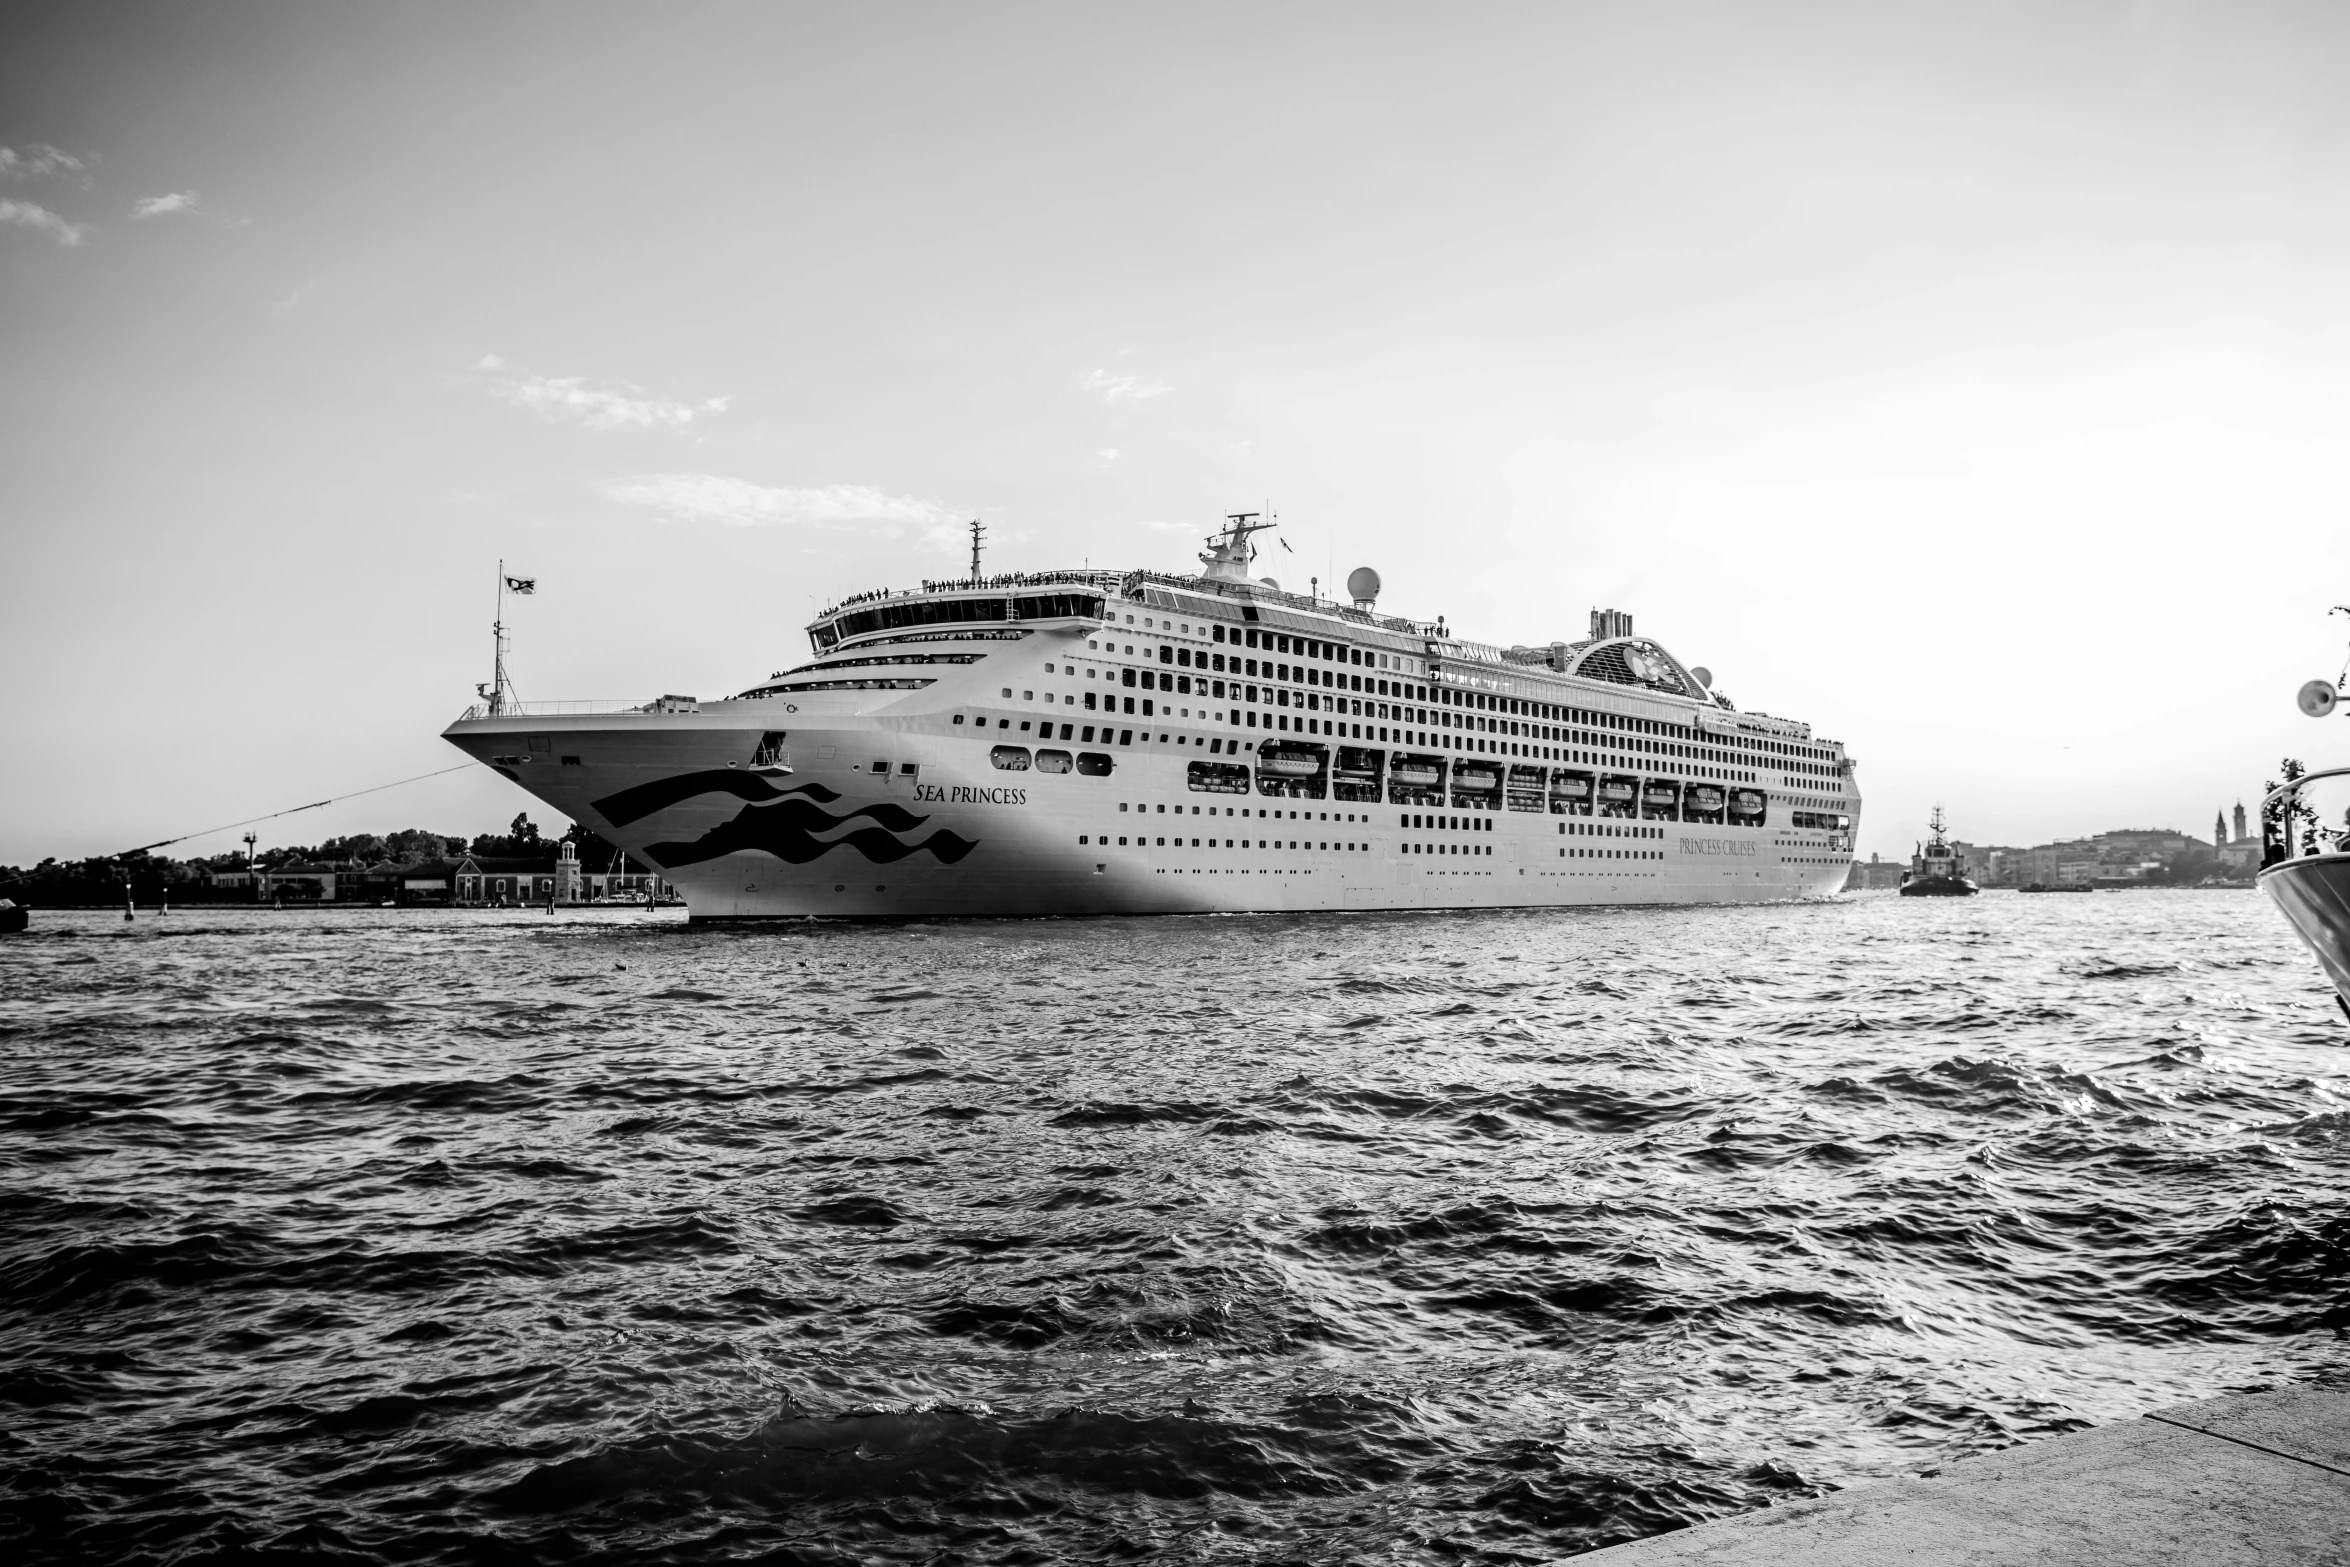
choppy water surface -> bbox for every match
[3,893,2348,1564]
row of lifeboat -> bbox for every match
[1232,743,1767,821]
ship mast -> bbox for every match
[479,559,513,717]
[1198,511,1277,584]
[967,518,985,585]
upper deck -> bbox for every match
[802,533,1845,770]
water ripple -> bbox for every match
[1,893,2346,1562]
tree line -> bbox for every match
[0,816,634,907]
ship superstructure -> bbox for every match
[440,516,1861,918]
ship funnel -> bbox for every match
[1346,566,1381,609]
[1590,607,1635,640]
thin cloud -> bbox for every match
[130,191,200,219]
[476,356,713,432]
[1083,368,1171,403]
[0,144,86,181]
[0,199,87,247]
[606,473,958,542]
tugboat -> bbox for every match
[1899,805,1979,896]
[2259,628,2350,1021]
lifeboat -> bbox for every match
[1684,784,1726,812]
[1390,758,1442,788]
[1452,763,1502,791]
[1550,770,1595,801]
[1597,776,1637,805]
[1257,744,1326,778]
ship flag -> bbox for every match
[505,575,536,594]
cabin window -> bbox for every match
[989,746,1032,771]
[1036,750,1073,774]
[1077,752,1113,776]
[954,714,966,724]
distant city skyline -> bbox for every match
[4,3,2346,867]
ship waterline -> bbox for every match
[442,521,1860,918]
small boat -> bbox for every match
[1899,805,1979,896]
[1453,764,1502,791]
[2259,661,2350,1020]
[0,899,26,935]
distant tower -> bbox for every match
[2215,808,2229,846]
[2234,801,2248,843]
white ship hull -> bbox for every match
[441,550,1860,919]
[441,716,1854,918]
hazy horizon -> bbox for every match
[5,2,2346,868]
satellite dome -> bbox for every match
[1690,666,1713,690]
[1257,577,1281,591]
[1346,566,1381,603]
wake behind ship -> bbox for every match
[441,517,1861,918]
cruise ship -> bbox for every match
[440,516,1860,918]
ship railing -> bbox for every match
[812,566,1445,642]
[2260,766,2350,865]
[453,698,675,722]
[816,569,1132,622]
[1122,569,1442,640]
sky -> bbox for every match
[3,1,2346,867]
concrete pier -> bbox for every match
[1575,1385,2350,1564]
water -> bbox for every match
[3,892,2347,1564]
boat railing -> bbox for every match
[452,698,676,722]
[2260,766,2350,864]
[1122,569,1443,640]
[814,566,1447,643]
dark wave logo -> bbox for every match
[593,770,838,830]
[647,798,977,870]
[591,771,975,871]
